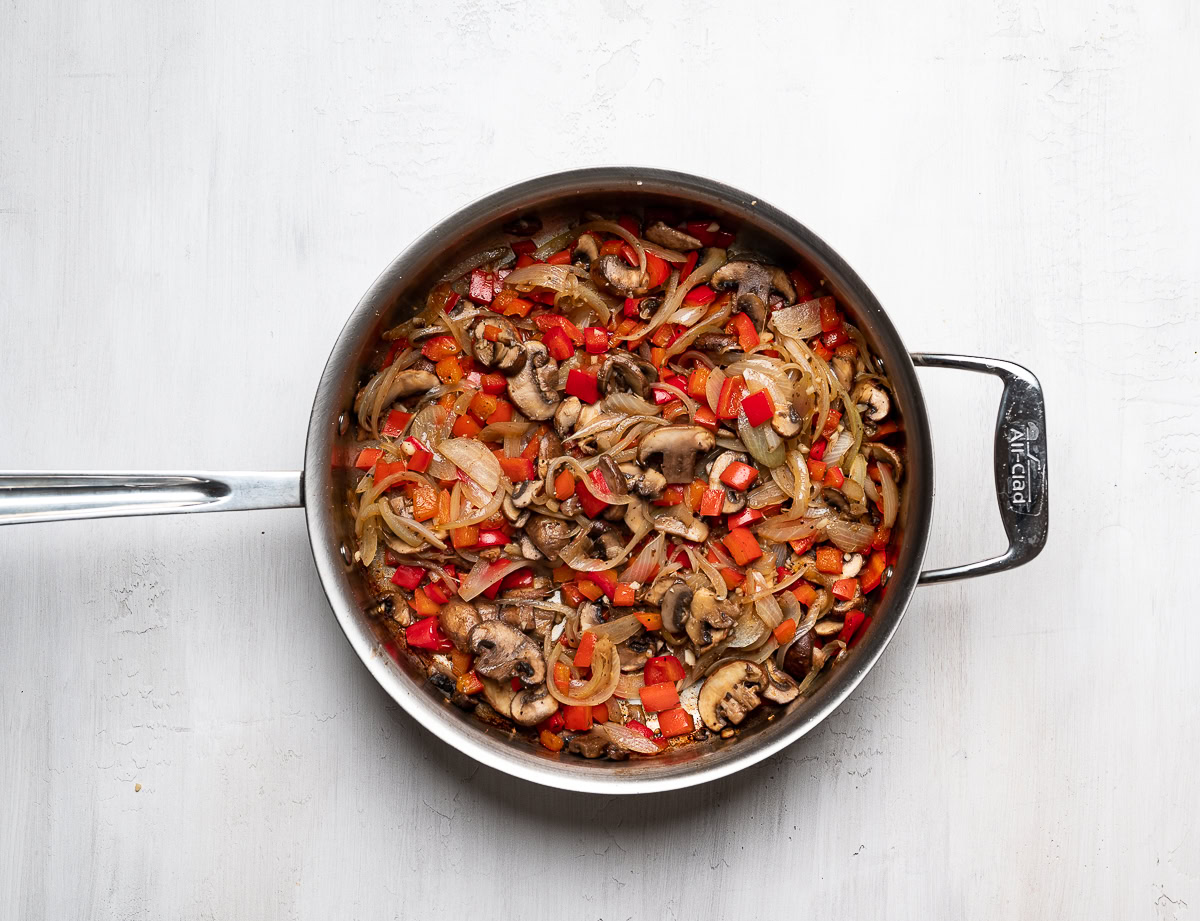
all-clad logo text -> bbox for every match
[1005,420,1042,514]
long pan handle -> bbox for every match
[0,472,303,525]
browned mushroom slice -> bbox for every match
[698,661,767,731]
[472,316,525,373]
[597,352,658,397]
[571,233,600,268]
[386,368,440,401]
[524,514,574,563]
[510,683,559,726]
[506,341,559,420]
[437,598,481,651]
[711,259,796,329]
[468,621,546,686]
[625,499,709,543]
[637,425,716,484]
[566,729,612,759]
[851,379,890,422]
[686,588,737,647]
[660,583,693,635]
[644,221,703,251]
[553,396,582,436]
[762,659,800,704]
[781,630,814,681]
[618,463,666,500]
[591,254,650,297]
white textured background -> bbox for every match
[2,2,1196,918]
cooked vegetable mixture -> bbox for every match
[350,210,902,760]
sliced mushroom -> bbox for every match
[771,403,803,438]
[471,316,524,372]
[597,352,658,397]
[851,379,890,422]
[619,463,666,499]
[579,601,604,632]
[554,396,582,436]
[517,533,543,561]
[832,355,855,393]
[571,232,600,268]
[814,618,843,637]
[438,598,481,651]
[711,258,793,330]
[593,522,626,561]
[626,499,710,543]
[644,221,702,251]
[510,480,543,509]
[695,332,738,351]
[507,341,559,420]
[762,659,800,704]
[537,431,563,479]
[499,602,539,628]
[510,683,559,726]
[867,442,904,482]
[839,553,864,579]
[524,514,573,563]
[708,451,749,514]
[479,676,516,719]
[686,588,737,647]
[567,729,612,759]
[468,621,546,686]
[660,582,693,635]
[637,425,716,484]
[782,630,814,681]
[698,661,767,731]
[618,643,651,672]
[386,368,440,400]
[591,254,650,297]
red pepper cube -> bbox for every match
[468,268,495,304]
[405,616,452,652]
[640,681,680,713]
[625,719,655,740]
[404,437,433,473]
[389,564,425,589]
[825,465,845,489]
[380,409,413,438]
[722,527,763,566]
[643,655,685,686]
[644,252,671,289]
[831,578,858,601]
[565,369,600,404]
[501,567,533,591]
[657,707,694,738]
[838,609,867,644]
[562,705,593,732]
[729,312,760,351]
[583,327,610,354]
[511,238,537,256]
[575,471,611,518]
[699,487,725,517]
[719,461,758,491]
[726,507,763,529]
[815,545,844,574]
[613,583,636,607]
[682,284,716,307]
[807,458,827,481]
[498,456,535,482]
[574,632,598,669]
[740,389,775,427]
[809,438,827,461]
[543,326,575,361]
[694,407,720,433]
[715,376,747,420]
[685,220,719,246]
[473,529,509,549]
[822,327,848,349]
[818,296,841,332]
[354,448,381,470]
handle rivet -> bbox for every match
[339,541,354,566]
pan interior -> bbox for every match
[303,169,933,793]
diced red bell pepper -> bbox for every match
[498,456,535,482]
[451,414,482,438]
[355,448,381,470]
[468,269,495,303]
[657,707,694,738]
[807,458,827,481]
[634,611,662,630]
[644,655,685,686]
[405,437,433,473]
[680,250,699,281]
[562,705,593,732]
[644,252,671,289]
[511,238,537,256]
[625,719,655,740]
[373,460,406,483]
[812,341,833,362]
[740,389,775,427]
[592,704,610,723]
[809,438,827,461]
[576,580,604,602]
[575,632,598,669]
[540,711,566,733]
[584,327,610,354]
[838,609,866,644]
[479,372,507,395]
[411,485,438,522]
[685,220,719,246]
[617,214,640,237]
[722,526,762,565]
[729,312,759,351]
[773,619,797,645]
[715,376,747,420]
[860,550,888,593]
[825,465,845,489]
[720,567,745,589]
[491,289,533,318]
[727,507,763,529]
[451,525,480,550]
[719,461,758,491]
[640,681,680,713]
[543,326,575,361]
[423,581,450,604]
[390,564,425,589]
[565,369,600,404]
[472,529,509,549]
[381,410,413,438]
[694,407,719,432]
[575,469,612,518]
[832,578,858,601]
[406,616,452,652]
[486,399,514,425]
[545,248,572,265]
[579,568,619,601]
[539,729,565,751]
[818,297,840,332]
[421,335,460,361]
[815,545,844,573]
[791,581,817,606]
[534,314,585,344]
[822,410,843,438]
[683,284,716,307]
[613,583,636,607]
[687,366,710,400]
[822,327,848,349]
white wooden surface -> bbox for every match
[2,2,1196,918]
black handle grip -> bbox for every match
[911,354,1049,584]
